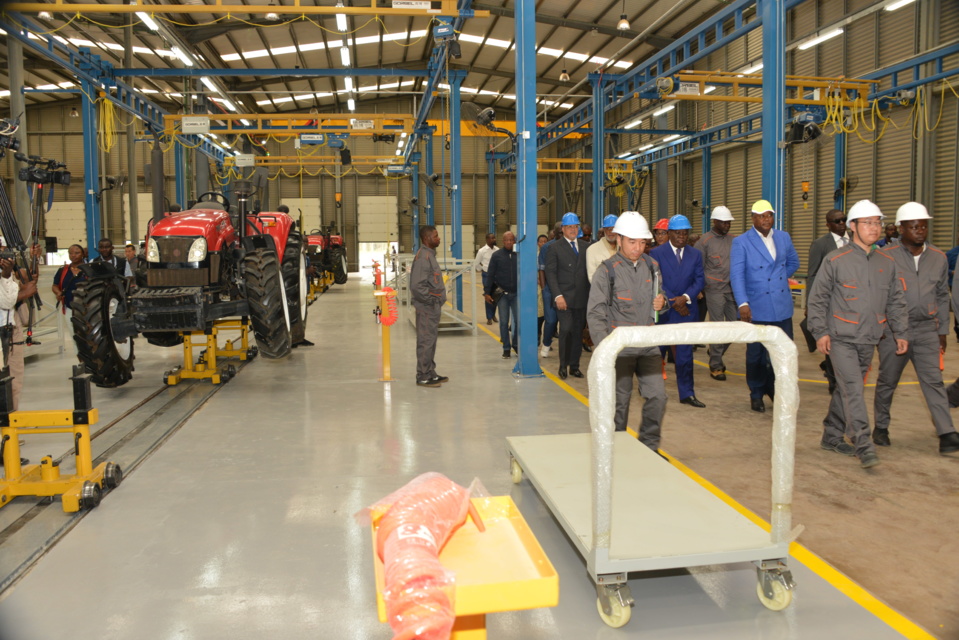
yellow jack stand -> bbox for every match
[163,319,255,386]
[0,366,121,513]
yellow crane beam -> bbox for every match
[4,2,488,18]
[660,71,878,107]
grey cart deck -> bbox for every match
[506,432,788,574]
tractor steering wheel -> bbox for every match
[194,191,231,209]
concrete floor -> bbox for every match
[0,276,944,639]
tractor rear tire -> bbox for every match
[145,332,184,348]
[71,277,135,387]
[243,248,291,359]
[330,247,348,285]
[281,232,308,345]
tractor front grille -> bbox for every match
[147,268,209,287]
[130,287,205,332]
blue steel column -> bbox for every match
[591,74,607,235]
[412,165,421,252]
[448,71,465,311]
[488,152,496,234]
[424,134,435,226]
[761,0,786,229]
[80,79,101,256]
[833,132,847,211]
[702,147,712,232]
[174,143,186,209]
[513,0,541,376]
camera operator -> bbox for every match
[0,245,40,411]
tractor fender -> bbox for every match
[248,212,295,257]
[241,234,277,255]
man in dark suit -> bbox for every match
[804,209,849,393]
[650,214,706,407]
[730,200,801,413]
[545,212,590,379]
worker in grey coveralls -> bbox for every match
[586,212,668,451]
[410,225,449,387]
[875,202,959,456]
[807,199,909,469]
[697,205,737,380]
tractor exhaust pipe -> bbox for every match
[234,179,253,241]
[151,129,165,224]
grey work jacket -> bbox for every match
[807,242,908,344]
[586,252,662,357]
[698,229,734,294]
[410,246,447,307]
[879,243,950,335]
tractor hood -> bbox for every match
[149,209,235,250]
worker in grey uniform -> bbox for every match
[807,199,909,469]
[697,205,737,380]
[410,225,449,387]
[875,203,959,455]
[587,212,668,451]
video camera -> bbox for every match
[15,153,71,186]
[0,118,21,159]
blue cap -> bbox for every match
[667,214,692,230]
[561,212,581,226]
[577,229,583,238]
[602,214,618,228]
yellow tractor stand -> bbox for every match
[163,318,256,386]
[0,366,121,513]
[308,270,334,302]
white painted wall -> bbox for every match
[279,198,322,234]
[358,195,398,243]
[43,201,87,250]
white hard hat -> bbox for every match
[613,211,652,239]
[895,201,932,224]
[711,205,733,221]
[847,199,883,223]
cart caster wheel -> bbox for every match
[103,463,123,489]
[79,481,102,510]
[226,365,237,379]
[510,459,523,484]
[757,578,792,611]
[596,595,632,628]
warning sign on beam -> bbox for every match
[351,119,375,130]
[392,0,432,8]
[182,116,210,134]
[235,154,255,167]
[676,82,701,95]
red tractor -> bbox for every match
[306,225,348,286]
[71,183,307,387]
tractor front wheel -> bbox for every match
[281,232,309,345]
[243,248,291,359]
[71,277,135,387]
[329,247,348,285]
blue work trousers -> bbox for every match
[746,317,794,399]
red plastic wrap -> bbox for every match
[370,473,474,640]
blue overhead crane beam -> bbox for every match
[0,14,226,164]
[864,42,959,100]
[113,68,430,79]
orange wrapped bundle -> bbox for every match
[372,473,483,640]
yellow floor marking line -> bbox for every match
[691,359,919,386]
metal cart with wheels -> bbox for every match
[507,322,801,627]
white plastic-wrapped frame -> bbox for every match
[587,321,799,552]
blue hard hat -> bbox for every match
[561,212,581,226]
[602,214,618,228]
[667,214,692,230]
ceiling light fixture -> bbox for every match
[559,69,570,82]
[172,46,194,67]
[265,2,279,21]
[623,118,642,129]
[652,105,675,116]
[38,10,52,19]
[200,76,217,92]
[797,28,843,50]
[136,11,159,31]
[336,1,348,32]
[70,106,79,118]
[884,0,916,10]
[347,98,356,111]
[616,0,629,30]
[340,47,350,66]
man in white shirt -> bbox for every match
[585,214,619,283]
[473,233,497,325]
[0,251,38,413]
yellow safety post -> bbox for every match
[373,290,392,382]
[0,367,120,513]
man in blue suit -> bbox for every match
[730,199,801,413]
[650,214,706,408]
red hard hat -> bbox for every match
[653,218,669,230]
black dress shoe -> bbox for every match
[873,428,891,447]
[558,367,568,380]
[680,396,706,408]
[502,350,511,359]
[582,343,592,353]
[569,368,584,378]
[940,431,959,455]
[751,397,765,413]
[432,375,449,384]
